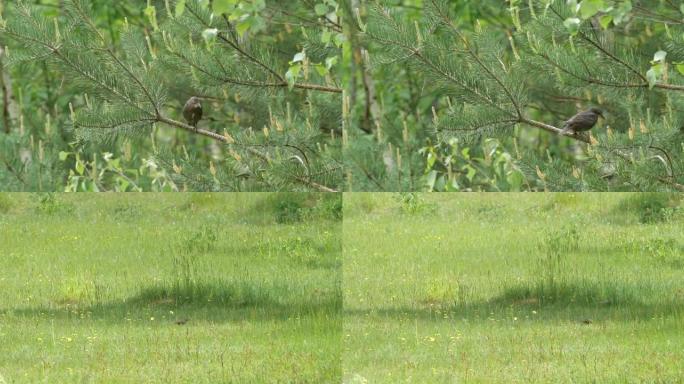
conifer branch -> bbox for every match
[429,0,523,118]
[537,51,684,92]
[1,0,342,192]
[2,27,152,117]
[368,2,592,143]
[67,1,161,114]
[184,5,341,94]
[544,5,684,93]
[156,116,338,192]
[520,118,591,143]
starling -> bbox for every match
[560,107,604,135]
[183,96,203,130]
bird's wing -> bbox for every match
[565,113,582,126]
[564,111,591,128]
[183,102,192,121]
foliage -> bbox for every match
[0,0,344,191]
[265,192,342,223]
[34,192,74,214]
[616,192,681,223]
[347,0,684,191]
[394,192,436,215]
[421,137,526,191]
[343,193,684,382]
[0,193,341,382]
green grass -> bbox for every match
[0,193,341,383]
[343,193,684,383]
[2,192,682,383]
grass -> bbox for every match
[0,193,341,383]
[343,193,684,383]
[2,192,682,383]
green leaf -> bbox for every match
[285,64,301,89]
[75,159,85,175]
[425,170,437,190]
[434,175,446,191]
[202,28,218,43]
[321,30,332,44]
[483,138,499,158]
[314,63,327,77]
[119,179,130,191]
[315,4,328,16]
[464,165,476,181]
[236,19,252,37]
[144,5,159,31]
[563,17,581,36]
[325,56,338,70]
[175,0,186,17]
[426,152,436,169]
[58,151,70,161]
[579,0,605,19]
[598,14,612,29]
[506,170,524,192]
[645,68,656,89]
[611,1,632,24]
[646,64,662,89]
[675,63,684,75]
[653,50,667,63]
[213,0,235,15]
[334,33,346,46]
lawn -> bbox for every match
[0,193,342,383]
[1,192,681,383]
[343,193,684,383]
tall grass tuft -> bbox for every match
[170,224,218,297]
[617,193,681,224]
[395,193,436,215]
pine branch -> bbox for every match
[184,5,341,94]
[521,118,591,143]
[429,0,522,118]
[66,1,161,114]
[156,116,338,192]
[536,49,684,92]
[367,1,590,144]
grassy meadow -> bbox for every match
[343,193,684,383]
[0,193,342,383]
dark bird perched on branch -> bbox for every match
[183,96,202,131]
[560,108,604,135]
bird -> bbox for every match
[582,319,593,325]
[183,96,203,131]
[174,318,189,325]
[560,107,604,135]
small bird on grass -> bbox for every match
[560,107,604,135]
[183,96,203,131]
[175,318,189,325]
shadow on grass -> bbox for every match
[5,280,342,324]
[346,280,684,323]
